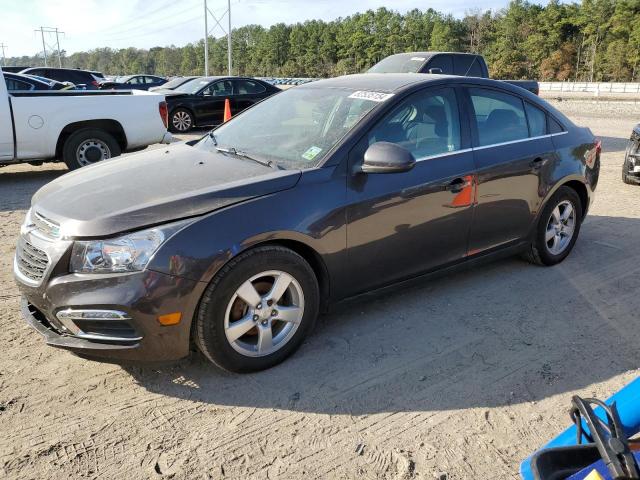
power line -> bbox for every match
[204,0,234,76]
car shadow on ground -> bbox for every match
[0,166,66,211]
[122,214,640,415]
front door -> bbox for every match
[346,86,476,295]
[197,80,232,125]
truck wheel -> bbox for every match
[170,108,194,133]
[194,246,320,373]
[62,129,121,170]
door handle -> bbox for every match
[444,177,469,194]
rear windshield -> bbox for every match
[368,54,427,73]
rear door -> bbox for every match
[464,86,556,254]
[346,86,476,293]
[230,79,268,113]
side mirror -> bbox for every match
[361,142,416,174]
[428,67,443,74]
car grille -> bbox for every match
[16,237,50,282]
[32,211,60,239]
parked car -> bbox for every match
[0,70,171,169]
[98,74,167,91]
[165,76,279,132]
[1,66,33,73]
[3,72,72,91]
[368,52,539,95]
[149,76,199,92]
[622,124,640,184]
[19,67,105,89]
[14,73,600,372]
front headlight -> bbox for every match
[69,221,188,274]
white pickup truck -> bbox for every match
[0,70,171,170]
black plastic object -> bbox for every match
[569,396,640,479]
[530,396,640,480]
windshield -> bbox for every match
[367,54,426,73]
[175,78,212,94]
[162,77,191,89]
[200,87,385,169]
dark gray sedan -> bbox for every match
[623,123,640,184]
[14,74,600,372]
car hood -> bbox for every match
[32,142,301,238]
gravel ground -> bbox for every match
[1,101,640,480]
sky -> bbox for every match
[4,0,546,58]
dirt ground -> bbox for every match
[1,100,640,480]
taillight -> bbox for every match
[91,80,99,87]
[159,101,168,129]
[595,139,602,154]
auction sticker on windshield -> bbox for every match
[302,146,323,161]
[348,91,394,102]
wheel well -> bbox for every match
[562,180,589,219]
[55,120,127,159]
[256,240,330,311]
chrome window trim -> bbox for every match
[413,132,568,163]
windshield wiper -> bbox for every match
[214,145,278,169]
[208,131,218,145]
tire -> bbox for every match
[169,108,194,133]
[522,186,583,266]
[62,128,121,170]
[622,161,633,184]
[195,246,320,373]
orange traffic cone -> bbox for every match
[223,98,232,122]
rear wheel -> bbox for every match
[62,128,121,170]
[195,246,319,372]
[170,108,194,133]
[522,186,583,266]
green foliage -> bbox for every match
[5,1,640,81]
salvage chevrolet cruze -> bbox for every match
[14,74,600,372]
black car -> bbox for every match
[19,67,105,89]
[165,76,279,132]
[622,124,640,184]
[148,76,199,92]
[3,72,71,91]
[14,74,600,372]
[98,74,167,91]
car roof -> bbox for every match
[296,73,448,93]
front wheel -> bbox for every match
[195,246,320,372]
[522,186,583,266]
[62,129,121,170]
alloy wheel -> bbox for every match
[224,270,305,357]
[172,111,192,131]
[545,199,576,255]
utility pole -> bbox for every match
[54,28,62,68]
[0,44,6,67]
[35,27,64,68]
[203,0,233,76]
[227,0,232,76]
[204,0,209,76]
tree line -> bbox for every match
[5,0,640,82]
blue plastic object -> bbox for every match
[520,377,640,479]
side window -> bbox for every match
[453,55,481,77]
[368,87,461,159]
[469,88,528,146]
[426,55,453,74]
[127,76,141,85]
[6,78,32,91]
[234,79,266,95]
[203,80,233,96]
[467,57,484,77]
[525,102,547,137]
[548,116,565,134]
